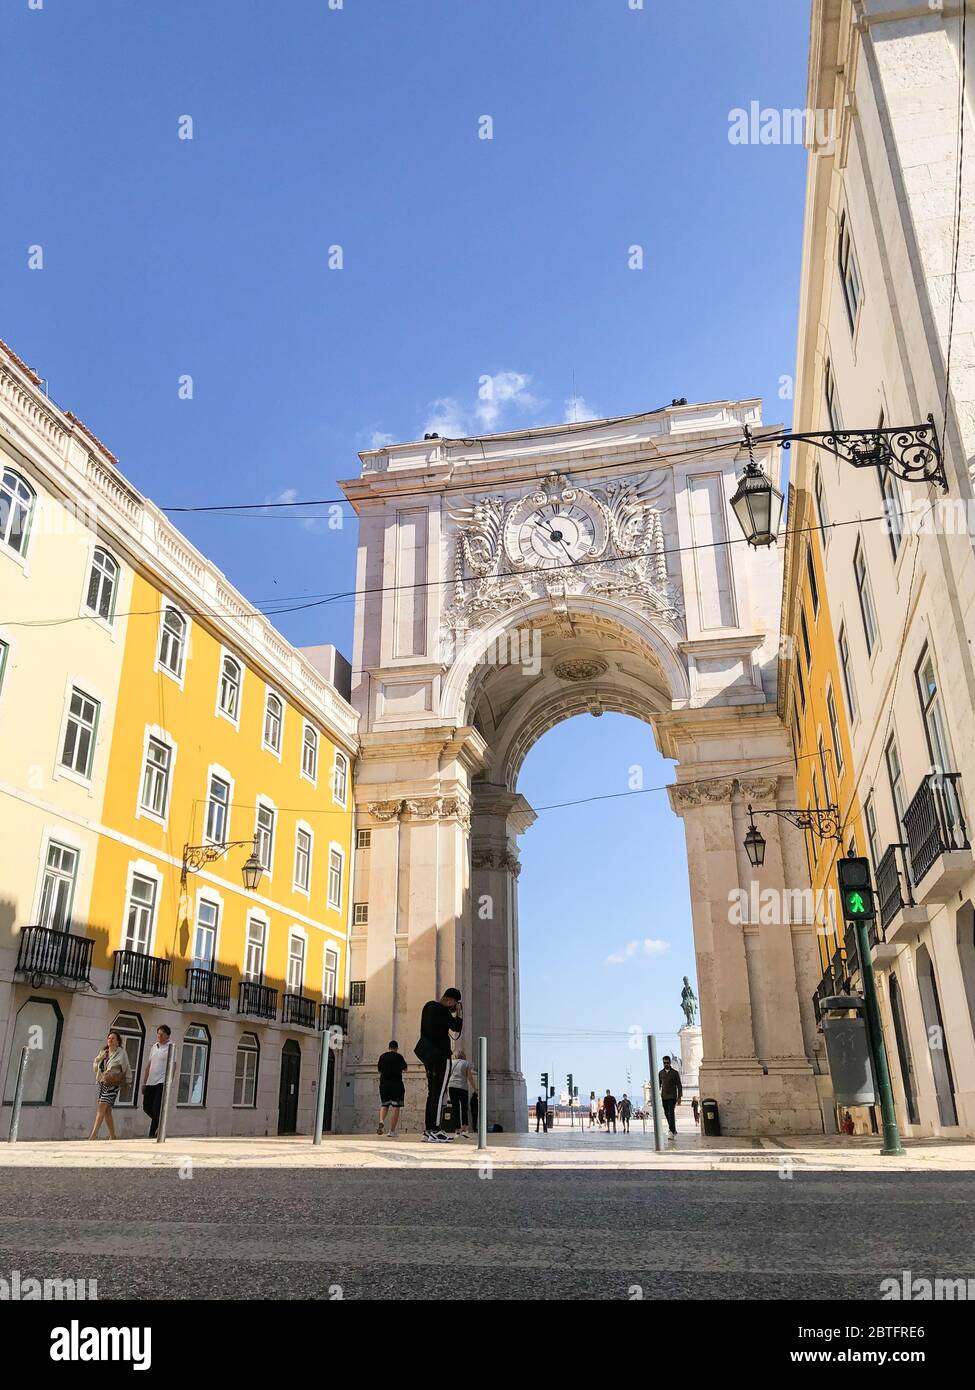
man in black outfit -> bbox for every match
[535,1095,547,1132]
[659,1054,683,1139]
[414,987,463,1141]
[376,1040,407,1137]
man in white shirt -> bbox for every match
[141,1025,172,1138]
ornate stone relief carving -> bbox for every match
[471,843,521,876]
[736,776,780,804]
[440,470,683,661]
[668,777,738,811]
[552,656,609,682]
[367,800,403,822]
[371,796,472,829]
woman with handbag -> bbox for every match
[89,1030,132,1139]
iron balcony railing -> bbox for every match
[812,946,852,1023]
[185,966,232,1011]
[238,979,278,1021]
[318,1002,350,1034]
[15,924,93,984]
[902,771,969,887]
[876,843,914,933]
[282,993,317,1029]
[111,948,171,999]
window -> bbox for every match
[826,686,844,775]
[353,903,369,926]
[123,873,157,954]
[263,691,283,754]
[818,732,834,806]
[806,547,820,617]
[0,467,35,557]
[864,794,880,871]
[177,1024,210,1107]
[356,828,371,850]
[192,898,219,972]
[301,724,318,781]
[109,1012,144,1108]
[287,932,306,993]
[60,687,99,778]
[350,980,366,1006]
[824,360,842,433]
[140,736,172,819]
[233,1033,259,1108]
[85,547,119,622]
[800,608,812,669]
[332,750,349,806]
[838,623,858,722]
[38,842,79,932]
[218,655,241,721]
[205,774,230,845]
[255,802,275,872]
[328,846,343,911]
[2,997,64,1106]
[853,540,878,656]
[323,948,338,1004]
[813,466,830,541]
[916,648,954,775]
[294,826,312,893]
[795,660,806,710]
[886,736,907,828]
[881,467,904,559]
[244,916,266,982]
[157,606,187,679]
[837,211,862,331]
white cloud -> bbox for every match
[605,938,671,966]
[422,396,469,439]
[266,486,325,534]
[475,371,539,430]
[564,394,599,424]
[369,430,395,450]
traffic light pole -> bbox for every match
[852,916,904,1157]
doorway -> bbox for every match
[277,1039,301,1135]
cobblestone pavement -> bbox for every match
[0,1163,972,1300]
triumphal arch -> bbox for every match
[338,401,824,1135]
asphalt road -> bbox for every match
[1,1166,972,1300]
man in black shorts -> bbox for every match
[377,1041,407,1137]
[414,987,463,1142]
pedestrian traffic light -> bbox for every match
[837,855,876,922]
[540,1072,548,1094]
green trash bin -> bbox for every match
[701,1097,721,1136]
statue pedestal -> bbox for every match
[677,1025,704,1098]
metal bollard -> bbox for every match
[7,1046,30,1142]
[313,1027,331,1146]
[647,1034,665,1153]
[477,1035,488,1150]
[155,1042,176,1144]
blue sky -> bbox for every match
[2,0,811,1099]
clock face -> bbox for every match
[515,502,599,570]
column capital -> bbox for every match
[736,774,781,805]
[667,776,737,814]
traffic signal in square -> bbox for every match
[540,1072,548,1094]
[837,855,876,922]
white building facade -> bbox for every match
[792,0,975,1136]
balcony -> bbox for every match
[282,992,317,1029]
[15,924,93,985]
[813,949,853,1023]
[318,1002,350,1035]
[238,979,278,1021]
[185,966,232,1011]
[902,771,972,902]
[111,948,171,999]
[873,843,925,953]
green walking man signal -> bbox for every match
[836,855,876,921]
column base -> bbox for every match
[698,1060,824,1135]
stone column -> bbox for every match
[470,784,535,1132]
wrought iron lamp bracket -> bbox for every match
[777,415,947,493]
[748,803,842,843]
[181,838,258,886]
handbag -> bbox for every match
[101,1066,123,1088]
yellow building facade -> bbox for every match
[0,341,358,1139]
[780,470,865,1130]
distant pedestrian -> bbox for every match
[840,1110,855,1136]
[89,1031,132,1140]
[469,1058,479,1135]
[603,1090,618,1133]
[414,988,463,1142]
[448,1050,471,1137]
[141,1024,172,1139]
[535,1095,547,1132]
[377,1040,407,1136]
[588,1091,599,1129]
[691,1096,700,1125]
[659,1055,683,1139]
[618,1094,632,1133]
